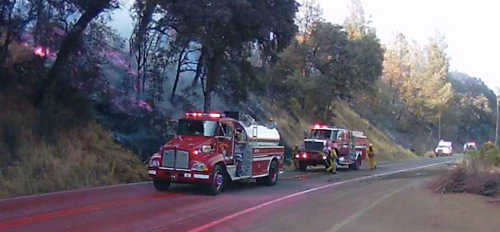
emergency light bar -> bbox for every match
[313,124,330,129]
[185,112,224,119]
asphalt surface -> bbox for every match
[0,156,469,232]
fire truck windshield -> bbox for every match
[310,129,337,140]
[177,119,218,137]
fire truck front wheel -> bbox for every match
[349,156,361,170]
[153,179,170,191]
[206,164,226,195]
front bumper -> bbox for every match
[148,168,211,184]
[337,156,354,165]
[294,151,328,165]
[435,151,452,155]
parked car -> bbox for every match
[434,140,453,156]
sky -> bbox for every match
[110,0,499,93]
[312,0,499,92]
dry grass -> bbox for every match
[434,145,500,197]
[0,92,147,198]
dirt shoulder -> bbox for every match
[339,172,500,232]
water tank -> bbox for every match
[244,124,281,146]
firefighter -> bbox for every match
[326,148,338,174]
[292,145,300,169]
[367,144,376,170]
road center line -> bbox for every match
[187,160,453,232]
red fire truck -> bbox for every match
[294,124,367,171]
[147,112,284,195]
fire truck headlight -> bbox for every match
[339,156,345,162]
[322,155,327,160]
[192,161,208,172]
[201,145,212,153]
[295,154,300,159]
[149,159,160,168]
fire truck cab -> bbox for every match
[294,124,367,171]
[147,112,284,195]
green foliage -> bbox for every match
[271,19,383,119]
[471,143,500,166]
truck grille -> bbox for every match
[162,149,189,170]
[305,141,324,151]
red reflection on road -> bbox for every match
[0,192,176,231]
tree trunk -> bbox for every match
[170,48,186,102]
[0,28,11,66]
[0,3,14,67]
[131,0,156,97]
[191,50,204,87]
[34,0,47,45]
[48,3,108,89]
[203,53,221,112]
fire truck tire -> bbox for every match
[349,156,361,170]
[206,164,225,195]
[258,160,279,186]
[153,179,170,191]
[298,162,307,171]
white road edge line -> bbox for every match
[0,181,152,203]
[187,160,454,232]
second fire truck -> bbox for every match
[294,124,367,171]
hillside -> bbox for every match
[263,99,415,161]
[0,85,147,198]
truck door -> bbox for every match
[219,121,234,161]
[337,130,348,155]
[234,122,252,177]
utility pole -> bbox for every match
[438,112,442,140]
[496,97,499,145]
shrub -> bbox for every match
[423,151,436,158]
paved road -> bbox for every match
[0,156,463,232]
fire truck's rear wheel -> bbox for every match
[206,164,225,195]
[153,179,170,191]
[258,160,279,186]
[298,162,307,171]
